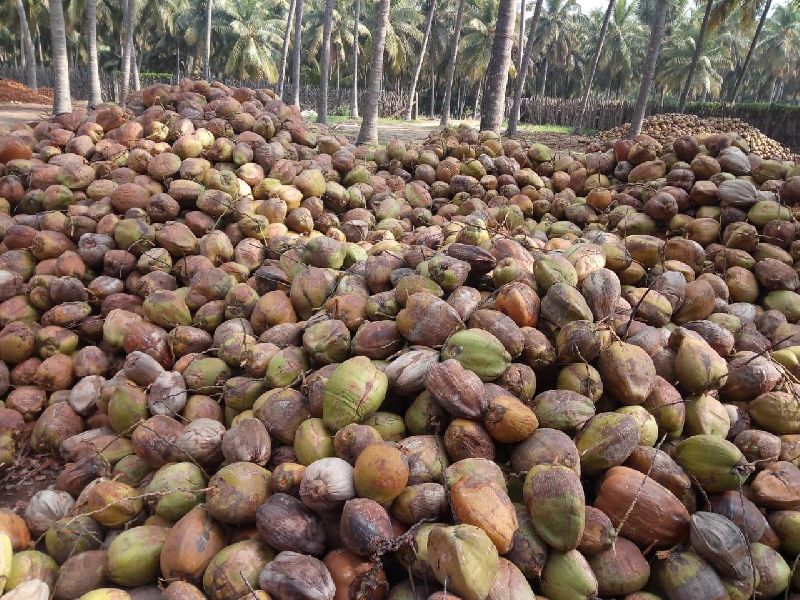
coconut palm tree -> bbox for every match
[121,0,135,100]
[659,20,733,100]
[278,0,295,97]
[49,0,72,113]
[16,0,37,90]
[351,0,361,117]
[575,0,615,129]
[729,0,772,103]
[292,0,304,107]
[86,0,102,106]
[356,0,390,145]
[507,0,543,134]
[439,0,467,126]
[381,0,423,80]
[628,0,669,137]
[748,3,800,101]
[677,0,715,110]
[317,0,336,124]
[480,0,518,131]
[405,0,436,120]
[529,0,586,96]
[176,0,216,75]
[460,0,508,87]
[204,0,213,79]
[517,0,526,74]
[216,0,285,80]
[594,0,644,97]
[305,0,369,89]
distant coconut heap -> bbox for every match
[0,78,798,599]
[598,112,794,161]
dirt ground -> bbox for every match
[329,117,592,150]
[0,103,54,131]
[0,426,62,513]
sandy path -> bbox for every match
[0,103,53,131]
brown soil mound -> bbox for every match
[0,78,54,104]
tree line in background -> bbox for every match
[3,0,800,141]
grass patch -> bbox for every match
[515,123,575,134]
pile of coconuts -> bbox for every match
[2,79,800,600]
[596,112,795,162]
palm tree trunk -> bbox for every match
[507,0,543,134]
[175,44,181,81]
[36,22,43,64]
[86,0,102,106]
[278,0,295,97]
[480,0,519,131]
[133,48,141,90]
[473,77,483,118]
[204,0,213,80]
[351,0,361,117]
[49,0,72,114]
[16,0,37,91]
[356,0,390,145]
[405,0,437,121]
[429,62,435,117]
[121,0,134,100]
[292,0,304,108]
[440,0,467,126]
[539,58,548,95]
[730,0,771,105]
[627,0,668,138]
[517,0,525,75]
[575,0,614,130]
[678,0,713,112]
[317,0,335,124]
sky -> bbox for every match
[578,0,612,10]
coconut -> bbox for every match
[105,526,167,587]
[53,550,108,600]
[6,550,58,591]
[427,525,499,600]
[207,461,271,524]
[258,551,336,600]
[24,491,74,538]
[202,540,274,600]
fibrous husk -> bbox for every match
[202,540,274,600]
[594,466,690,548]
[426,524,499,600]
[523,464,585,552]
[105,525,168,587]
[160,506,226,583]
[257,551,336,600]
